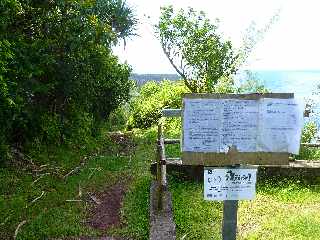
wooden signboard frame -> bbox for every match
[181,93,294,166]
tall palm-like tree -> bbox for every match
[94,0,138,45]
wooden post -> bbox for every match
[156,123,166,211]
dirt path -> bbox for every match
[83,132,135,239]
[86,182,128,230]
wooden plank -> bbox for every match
[158,127,167,181]
[182,152,289,166]
[156,125,163,211]
[164,139,180,144]
[157,124,168,211]
[183,92,294,100]
[166,158,182,165]
[154,159,320,169]
[150,160,320,180]
[301,143,320,147]
[162,109,181,117]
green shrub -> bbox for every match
[127,81,189,129]
[127,76,271,130]
[301,121,317,143]
[0,0,136,163]
[297,121,319,160]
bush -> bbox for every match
[127,81,189,129]
[296,121,319,160]
[301,121,317,143]
[127,75,272,130]
[0,0,136,163]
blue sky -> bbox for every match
[113,0,320,74]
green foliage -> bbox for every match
[301,121,317,143]
[237,71,269,93]
[127,76,261,130]
[156,6,239,93]
[0,0,136,162]
[127,81,190,129]
[297,121,320,160]
[237,79,269,93]
[168,169,320,240]
[106,104,131,131]
[0,128,153,239]
[127,76,260,130]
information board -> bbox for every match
[204,167,257,201]
[182,93,304,165]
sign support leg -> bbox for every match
[222,200,238,240]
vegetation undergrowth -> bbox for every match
[156,96,320,240]
[0,124,155,240]
[2,78,320,240]
[167,174,320,240]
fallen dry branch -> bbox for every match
[31,173,51,185]
[78,183,82,198]
[63,166,81,180]
[14,220,27,240]
[31,191,45,204]
[66,199,83,202]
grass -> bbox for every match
[162,120,320,240]
[0,129,154,240]
[238,178,320,240]
[168,176,320,240]
[1,123,320,240]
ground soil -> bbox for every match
[82,132,135,239]
[86,182,128,230]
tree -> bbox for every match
[0,0,137,161]
[156,6,239,93]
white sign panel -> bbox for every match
[257,98,304,154]
[183,98,303,154]
[204,168,257,201]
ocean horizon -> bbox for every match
[132,70,320,100]
[243,70,320,99]
[132,70,320,125]
[247,70,320,125]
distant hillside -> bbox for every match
[130,73,181,86]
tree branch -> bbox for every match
[160,41,196,92]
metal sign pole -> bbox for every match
[221,164,240,240]
[222,200,238,240]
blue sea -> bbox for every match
[133,70,320,124]
[246,70,320,98]
[238,70,320,125]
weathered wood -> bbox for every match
[157,123,168,211]
[183,92,294,99]
[301,143,320,147]
[162,109,181,117]
[166,158,182,165]
[159,140,167,187]
[156,124,164,211]
[222,200,238,240]
[182,152,289,166]
[164,139,180,144]
[150,160,320,180]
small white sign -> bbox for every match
[204,168,257,201]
